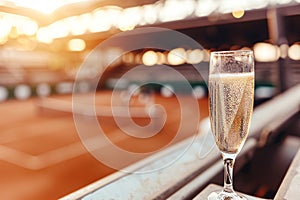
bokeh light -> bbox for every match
[161,84,174,97]
[142,50,158,66]
[253,42,280,62]
[167,48,186,65]
[36,27,53,44]
[232,9,245,18]
[279,44,289,59]
[0,86,8,102]
[187,49,204,64]
[88,9,111,33]
[36,83,51,97]
[193,86,206,99]
[14,84,31,100]
[288,43,300,60]
[68,38,86,51]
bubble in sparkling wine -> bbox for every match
[209,72,254,153]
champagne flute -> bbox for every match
[208,50,255,200]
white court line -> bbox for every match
[0,101,162,169]
[38,97,161,118]
[0,113,173,170]
[0,96,165,170]
[0,132,126,170]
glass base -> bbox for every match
[208,190,248,200]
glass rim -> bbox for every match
[210,49,253,56]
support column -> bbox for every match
[267,8,289,92]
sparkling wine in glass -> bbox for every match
[208,50,255,200]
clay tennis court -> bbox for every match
[0,91,208,199]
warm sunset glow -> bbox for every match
[88,9,111,33]
[36,27,53,43]
[18,19,38,36]
[0,12,39,40]
[0,16,11,40]
[64,14,91,36]
[118,6,142,31]
[48,21,69,39]
[7,0,91,14]
[87,6,122,33]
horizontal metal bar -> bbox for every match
[61,84,300,200]
[167,138,257,200]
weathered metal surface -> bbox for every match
[274,147,300,200]
[61,124,220,200]
[62,84,300,200]
[168,138,257,200]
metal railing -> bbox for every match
[61,84,300,200]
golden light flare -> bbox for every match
[88,10,111,33]
[232,9,245,18]
[68,38,86,52]
[18,19,38,36]
[36,27,53,44]
[7,0,91,14]
[0,12,39,43]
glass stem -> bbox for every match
[222,155,236,193]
